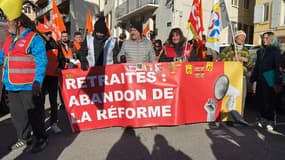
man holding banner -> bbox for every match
[117,22,156,63]
[219,30,253,115]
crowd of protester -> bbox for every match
[0,5,285,154]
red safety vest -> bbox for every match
[46,49,59,76]
[164,45,191,58]
[3,32,36,85]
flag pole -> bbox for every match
[221,0,237,57]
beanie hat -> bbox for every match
[234,30,246,38]
[94,17,108,34]
[130,22,142,33]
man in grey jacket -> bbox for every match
[117,22,156,63]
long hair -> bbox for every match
[15,13,36,32]
[261,31,275,47]
[166,27,186,46]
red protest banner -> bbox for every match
[59,62,243,132]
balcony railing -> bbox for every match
[116,0,158,18]
[36,0,67,17]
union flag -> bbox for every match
[51,0,66,41]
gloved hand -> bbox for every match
[32,81,41,96]
[81,62,89,71]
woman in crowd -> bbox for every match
[153,39,163,62]
[159,28,191,62]
[250,31,282,130]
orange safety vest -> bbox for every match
[73,41,81,50]
[60,44,73,69]
[3,32,36,84]
[46,49,59,76]
[61,44,73,59]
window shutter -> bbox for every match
[254,4,262,23]
[271,0,281,28]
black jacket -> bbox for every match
[250,46,282,85]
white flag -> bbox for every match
[206,0,229,52]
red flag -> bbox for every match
[51,0,66,41]
[188,0,204,44]
[37,22,52,33]
[43,15,50,26]
[37,15,52,33]
[85,10,93,35]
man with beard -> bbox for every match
[58,31,73,69]
[117,22,156,63]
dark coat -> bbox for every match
[250,45,282,85]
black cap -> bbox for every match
[94,17,108,34]
[130,22,142,33]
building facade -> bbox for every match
[34,0,102,37]
[105,0,255,45]
[254,0,285,48]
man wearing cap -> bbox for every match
[117,22,156,63]
[219,30,253,117]
[0,0,48,153]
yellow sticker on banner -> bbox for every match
[206,62,214,72]
[168,62,176,74]
[66,73,73,79]
[185,64,192,74]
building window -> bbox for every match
[232,0,238,7]
[263,3,269,22]
[244,0,249,9]
[238,22,242,30]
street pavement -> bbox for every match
[1,96,285,160]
